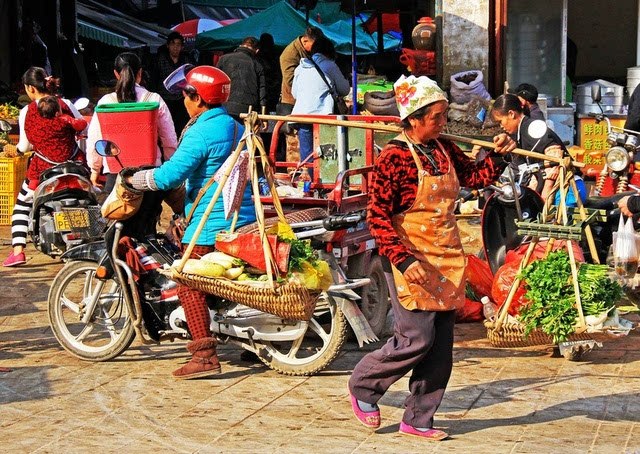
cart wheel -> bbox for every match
[359,255,390,337]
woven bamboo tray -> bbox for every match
[484,320,593,348]
[165,269,320,321]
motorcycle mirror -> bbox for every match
[0,120,11,132]
[527,119,547,140]
[74,97,90,111]
[591,84,602,103]
[95,140,121,157]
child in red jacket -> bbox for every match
[3,93,87,267]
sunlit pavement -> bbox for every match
[1,225,639,453]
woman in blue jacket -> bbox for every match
[291,37,350,178]
[128,65,256,379]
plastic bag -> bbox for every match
[504,240,585,265]
[292,260,333,291]
[491,259,528,316]
[614,215,639,279]
[449,70,492,104]
[466,254,493,298]
[456,297,484,323]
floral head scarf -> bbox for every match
[394,75,448,120]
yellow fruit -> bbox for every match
[182,259,225,277]
[224,266,244,280]
[200,251,239,269]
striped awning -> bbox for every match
[77,20,144,48]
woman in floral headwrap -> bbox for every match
[348,76,515,440]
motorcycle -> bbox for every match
[474,144,635,274]
[31,161,105,257]
[47,140,376,376]
[588,84,640,196]
[0,119,103,257]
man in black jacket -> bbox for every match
[150,31,195,137]
[216,37,267,121]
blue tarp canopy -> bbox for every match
[196,1,400,54]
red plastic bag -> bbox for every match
[456,297,484,323]
[492,240,585,316]
[491,259,528,316]
[465,255,493,298]
[504,240,585,265]
[215,233,291,273]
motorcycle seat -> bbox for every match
[40,161,91,182]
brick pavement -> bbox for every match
[1,226,640,453]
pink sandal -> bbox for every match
[349,392,380,428]
[399,422,448,440]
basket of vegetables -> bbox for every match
[485,251,630,347]
[163,114,329,321]
[165,228,330,321]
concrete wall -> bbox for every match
[441,0,490,90]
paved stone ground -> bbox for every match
[1,225,640,453]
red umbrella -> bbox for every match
[171,18,240,40]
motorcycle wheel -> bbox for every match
[48,260,135,361]
[256,292,347,376]
[358,255,389,337]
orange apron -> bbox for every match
[390,138,466,311]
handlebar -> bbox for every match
[322,211,365,231]
[289,210,366,239]
[458,188,481,203]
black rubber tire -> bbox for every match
[358,255,390,337]
[48,260,135,361]
[257,294,347,376]
[364,91,399,116]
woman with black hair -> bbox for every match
[3,67,87,267]
[86,52,177,192]
[491,93,585,203]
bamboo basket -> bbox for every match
[165,113,322,321]
[484,320,593,348]
[169,272,320,321]
[485,163,608,348]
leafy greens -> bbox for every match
[517,250,622,343]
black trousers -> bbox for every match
[349,273,456,428]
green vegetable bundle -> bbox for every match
[517,250,623,343]
[283,237,317,273]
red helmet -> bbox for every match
[163,64,231,104]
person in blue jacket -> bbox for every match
[291,36,350,179]
[127,65,256,379]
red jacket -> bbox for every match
[24,98,86,183]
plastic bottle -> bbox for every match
[481,296,497,322]
[297,168,312,197]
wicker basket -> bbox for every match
[170,116,326,322]
[166,269,320,321]
[484,320,593,348]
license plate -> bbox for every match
[54,210,90,231]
